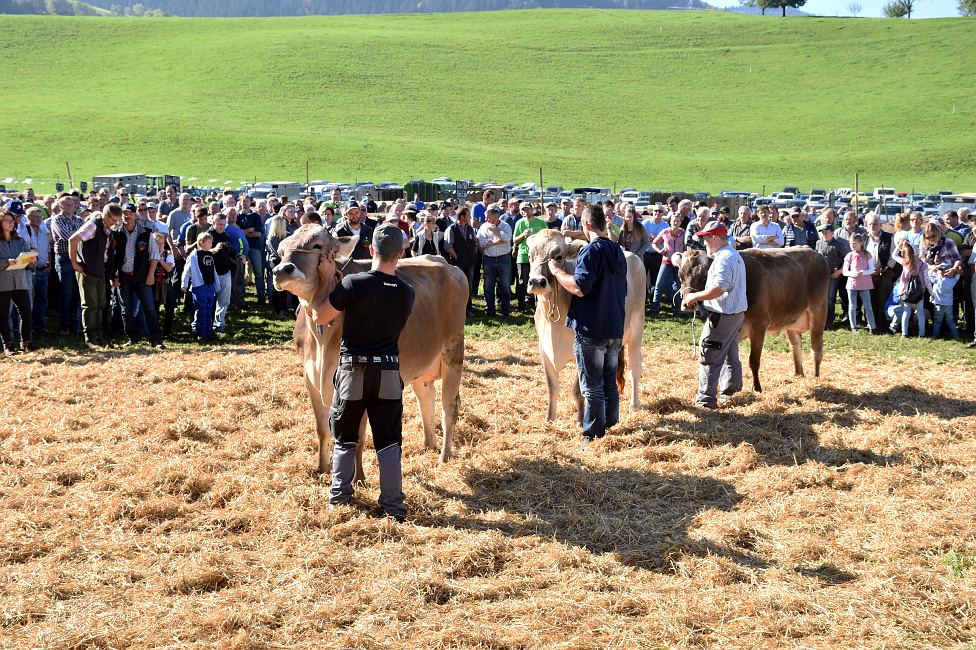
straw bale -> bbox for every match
[1,342,975,648]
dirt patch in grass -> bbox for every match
[1,342,974,648]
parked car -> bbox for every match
[783,186,800,195]
[619,191,641,204]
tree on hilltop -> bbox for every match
[958,0,974,14]
[883,0,915,17]
[740,0,806,16]
[848,1,862,14]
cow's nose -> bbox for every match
[529,276,548,290]
[278,263,295,275]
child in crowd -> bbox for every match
[928,263,959,339]
[895,239,930,338]
[151,232,175,339]
[181,232,221,341]
[843,233,877,334]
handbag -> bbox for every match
[902,273,924,304]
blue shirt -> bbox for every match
[643,219,669,242]
[566,237,628,339]
[225,224,249,257]
[704,245,748,314]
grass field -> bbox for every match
[1,11,975,193]
[2,326,975,648]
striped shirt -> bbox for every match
[51,213,84,257]
[705,245,748,314]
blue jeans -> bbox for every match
[482,254,511,316]
[932,304,957,338]
[847,288,876,331]
[459,265,475,312]
[573,333,622,442]
[118,273,161,341]
[826,276,841,325]
[652,264,680,314]
[31,268,50,332]
[900,300,925,337]
[246,246,265,300]
[56,256,81,333]
[214,272,232,331]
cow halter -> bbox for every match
[537,249,565,324]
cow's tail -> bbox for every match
[616,345,626,395]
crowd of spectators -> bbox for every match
[2,183,975,355]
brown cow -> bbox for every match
[675,246,829,392]
[526,229,646,423]
[272,225,468,478]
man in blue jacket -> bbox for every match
[548,204,628,445]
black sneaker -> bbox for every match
[123,338,140,348]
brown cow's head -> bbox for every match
[674,250,712,311]
[526,229,585,296]
[272,225,358,308]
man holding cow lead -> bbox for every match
[547,204,628,447]
[308,223,416,522]
[681,220,748,410]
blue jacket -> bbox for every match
[566,236,628,339]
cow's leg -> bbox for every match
[571,375,584,427]
[438,336,464,463]
[626,341,642,412]
[786,329,804,377]
[811,322,825,380]
[355,413,368,484]
[540,344,561,422]
[748,331,765,392]
[304,375,333,474]
[411,379,438,452]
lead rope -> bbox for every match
[675,288,699,360]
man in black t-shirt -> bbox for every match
[310,223,416,521]
[207,215,238,334]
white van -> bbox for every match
[873,187,898,200]
[248,182,302,201]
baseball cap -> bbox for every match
[372,223,403,256]
[5,199,25,216]
[818,223,835,232]
[789,207,802,215]
[122,203,137,213]
[343,201,360,215]
[698,221,728,237]
[404,202,419,213]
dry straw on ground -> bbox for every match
[1,340,974,649]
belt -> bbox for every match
[339,354,398,364]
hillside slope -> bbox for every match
[2,11,974,191]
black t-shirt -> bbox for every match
[198,251,216,285]
[329,269,415,356]
[207,229,236,276]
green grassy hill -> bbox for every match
[2,11,974,193]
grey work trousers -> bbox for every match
[696,310,745,408]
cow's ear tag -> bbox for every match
[567,240,586,259]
